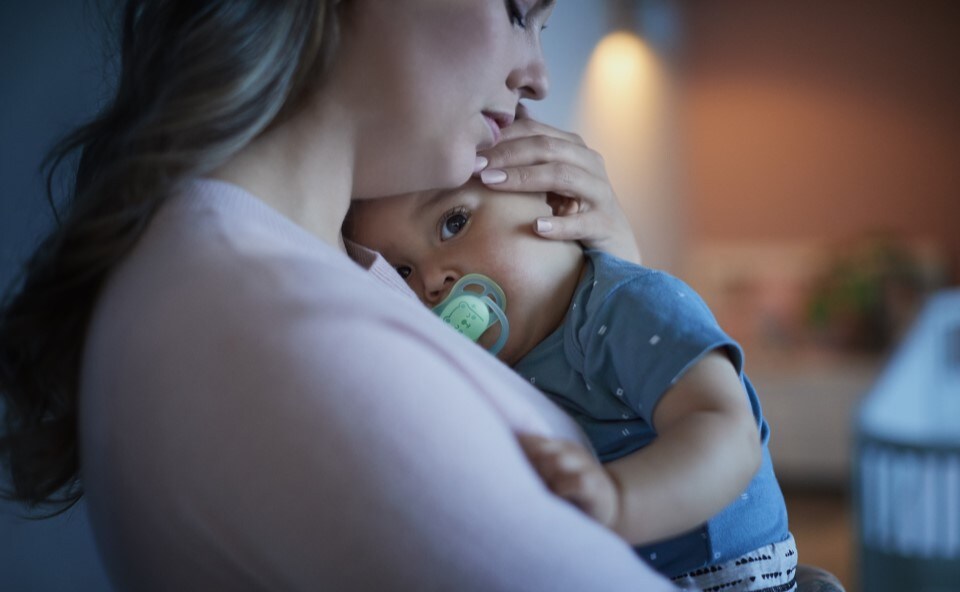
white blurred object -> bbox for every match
[855,288,960,591]
[859,289,960,446]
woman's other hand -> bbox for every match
[476,113,641,264]
[517,434,621,532]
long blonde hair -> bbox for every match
[0,0,341,514]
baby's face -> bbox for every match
[348,179,584,364]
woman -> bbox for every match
[0,1,670,590]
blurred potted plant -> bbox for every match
[805,235,931,352]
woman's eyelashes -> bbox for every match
[505,0,550,32]
[438,207,471,241]
[505,0,527,29]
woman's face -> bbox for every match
[335,0,555,199]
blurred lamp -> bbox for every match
[577,0,679,270]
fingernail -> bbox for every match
[473,155,489,174]
[536,219,553,233]
[480,169,507,184]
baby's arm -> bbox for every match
[520,350,762,546]
[607,350,762,543]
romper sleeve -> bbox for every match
[577,269,744,427]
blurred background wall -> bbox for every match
[679,0,960,266]
[1,1,116,590]
[2,1,958,590]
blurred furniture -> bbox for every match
[854,288,960,592]
[749,350,881,486]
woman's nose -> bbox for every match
[508,43,549,101]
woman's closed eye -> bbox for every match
[438,206,471,241]
[505,0,550,32]
[505,0,527,29]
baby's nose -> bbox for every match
[424,273,458,306]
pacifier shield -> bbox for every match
[436,294,491,342]
[432,274,510,355]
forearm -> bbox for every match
[606,408,761,545]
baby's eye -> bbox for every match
[395,265,412,279]
[440,207,471,241]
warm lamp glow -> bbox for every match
[580,31,662,145]
[577,29,677,269]
[590,31,654,92]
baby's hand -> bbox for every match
[518,434,620,530]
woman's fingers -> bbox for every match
[480,161,608,201]
[477,160,642,262]
[535,211,641,264]
[481,128,597,172]
[478,115,642,263]
[498,116,586,146]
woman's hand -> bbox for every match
[476,113,641,264]
[517,434,621,531]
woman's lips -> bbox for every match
[483,114,502,147]
[481,111,514,148]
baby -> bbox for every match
[345,179,797,591]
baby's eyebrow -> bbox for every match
[419,188,459,211]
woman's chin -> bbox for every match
[431,144,479,190]
[442,155,477,189]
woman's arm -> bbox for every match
[477,115,642,264]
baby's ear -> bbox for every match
[546,192,582,217]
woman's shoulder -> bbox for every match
[81,176,424,427]
[104,178,376,321]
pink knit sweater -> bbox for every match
[79,179,673,591]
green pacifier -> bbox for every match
[432,273,509,356]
